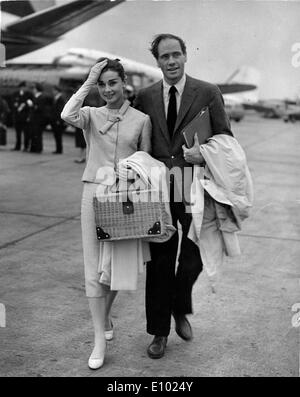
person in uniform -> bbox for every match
[11,82,33,151]
[51,86,66,154]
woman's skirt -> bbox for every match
[81,182,150,297]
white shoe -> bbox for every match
[105,318,114,341]
[105,329,114,341]
[88,345,105,370]
[88,356,104,370]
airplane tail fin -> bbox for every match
[224,66,261,103]
[225,65,261,86]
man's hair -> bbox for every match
[150,33,187,60]
[96,57,126,83]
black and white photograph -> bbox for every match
[0,0,299,379]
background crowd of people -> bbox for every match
[0,81,136,162]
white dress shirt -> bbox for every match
[162,74,186,117]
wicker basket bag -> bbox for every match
[93,188,171,242]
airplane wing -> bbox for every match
[218,83,256,94]
[1,1,55,17]
[1,0,125,60]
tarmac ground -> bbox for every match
[0,113,299,377]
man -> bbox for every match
[30,83,51,153]
[51,86,65,154]
[11,82,33,151]
[135,33,233,359]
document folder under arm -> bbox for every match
[182,107,212,148]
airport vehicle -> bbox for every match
[282,105,300,122]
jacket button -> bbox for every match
[171,155,175,159]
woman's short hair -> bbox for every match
[96,57,126,82]
[150,33,187,60]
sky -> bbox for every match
[2,0,300,99]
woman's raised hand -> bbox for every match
[86,59,108,85]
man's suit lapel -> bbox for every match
[174,75,197,135]
[151,81,171,145]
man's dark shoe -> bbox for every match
[173,314,193,341]
[147,336,167,359]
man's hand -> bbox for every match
[182,133,205,164]
[86,59,108,86]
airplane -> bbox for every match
[0,0,257,121]
[0,1,160,98]
[0,45,258,104]
[0,49,259,125]
[236,96,300,123]
[1,0,125,61]
[230,67,300,120]
[222,66,261,122]
[51,47,258,96]
[1,0,257,90]
[242,99,288,118]
[0,50,162,101]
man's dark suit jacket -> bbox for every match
[135,75,233,199]
[135,75,233,169]
[13,90,33,123]
[32,93,53,125]
[52,94,66,126]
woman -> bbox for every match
[61,59,151,369]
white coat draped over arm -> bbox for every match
[188,134,254,285]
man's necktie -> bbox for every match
[167,85,177,138]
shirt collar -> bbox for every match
[163,74,186,97]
